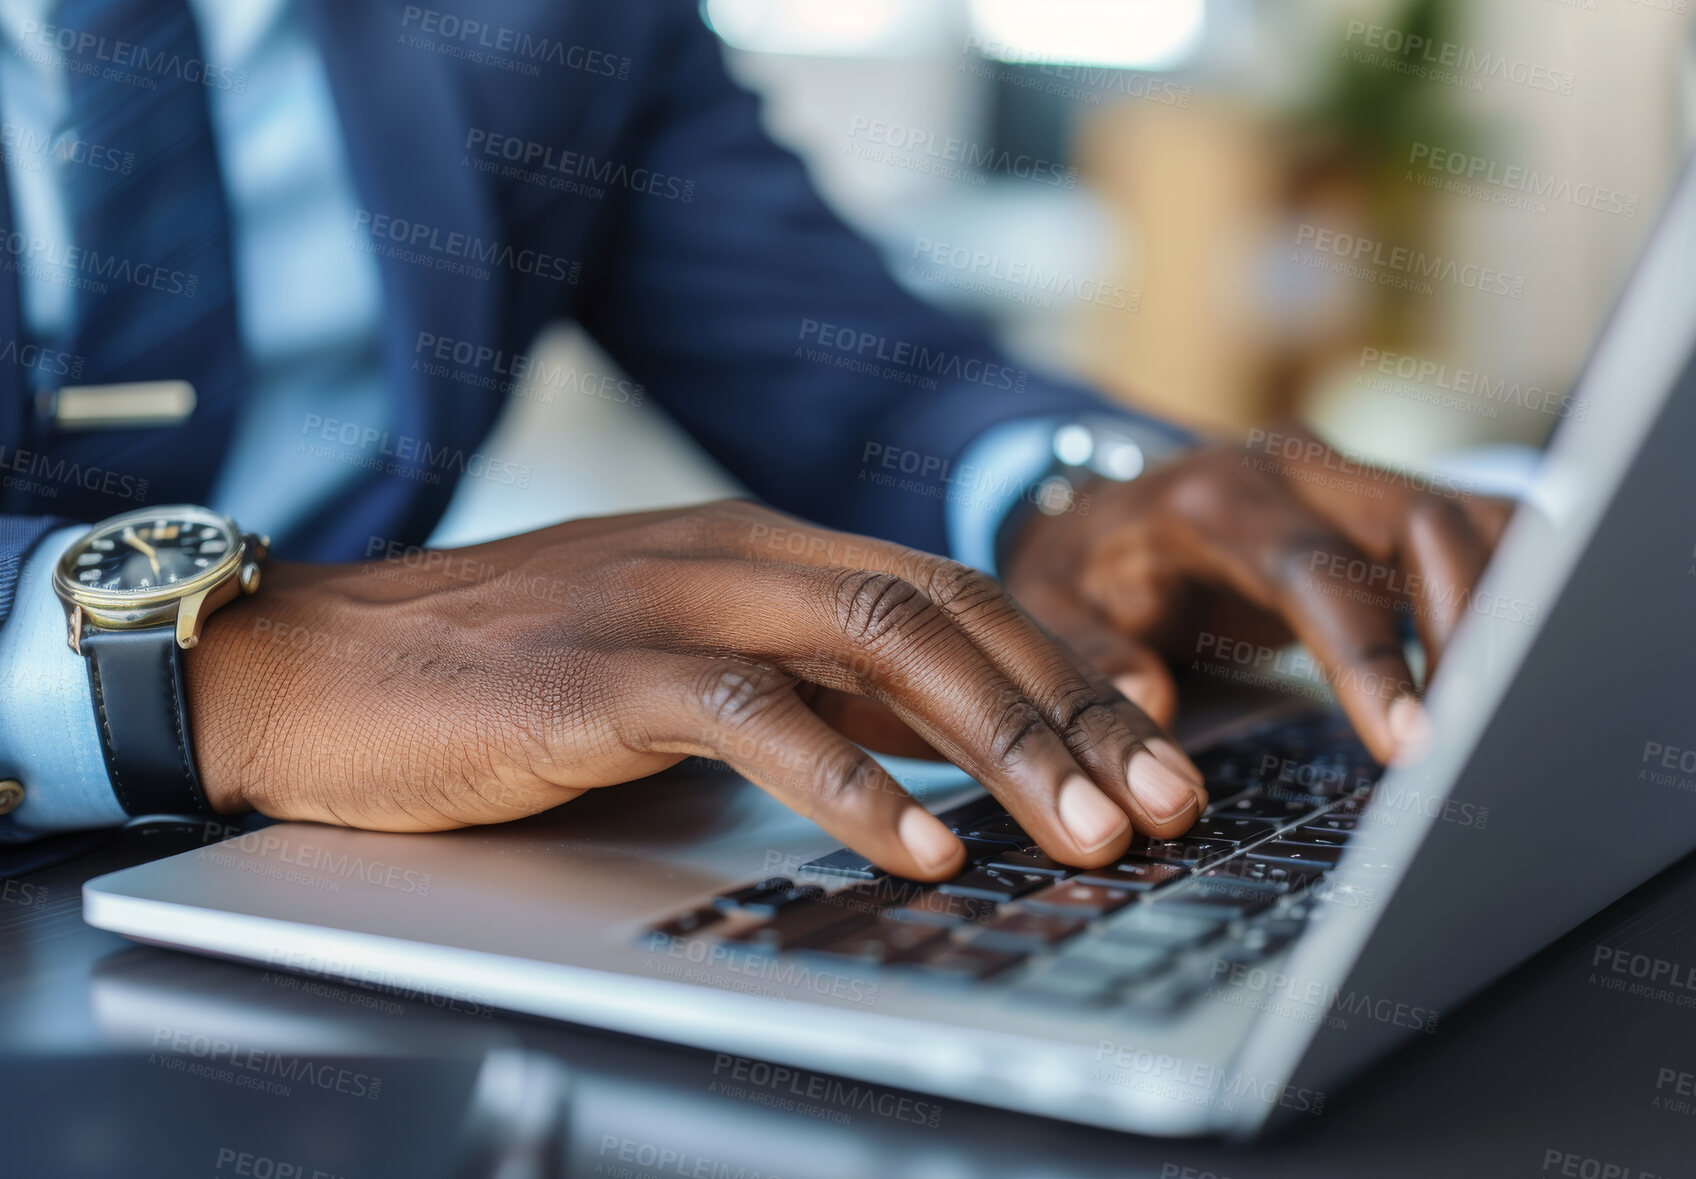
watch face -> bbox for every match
[65,507,239,595]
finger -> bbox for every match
[724,521,1201,835]
[650,561,1141,865]
[632,656,966,880]
[1395,496,1490,675]
[1191,515,1419,764]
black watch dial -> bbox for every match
[66,507,238,594]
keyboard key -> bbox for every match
[801,917,949,964]
[798,848,884,880]
[1053,940,1172,983]
[1184,816,1281,844]
[1249,840,1345,868]
[884,890,999,927]
[713,878,819,916]
[1019,880,1136,919]
[968,910,1089,952]
[1303,815,1359,832]
[1154,882,1276,919]
[832,878,930,913]
[1208,794,1323,823]
[905,944,1027,981]
[1118,967,1214,1021]
[938,867,1050,902]
[984,848,1074,877]
[729,901,874,951]
[1201,857,1324,895]
[1281,825,1350,848]
[1124,835,1235,865]
[1101,905,1229,949]
[954,814,1031,846]
[643,907,723,947]
[935,795,1002,831]
[1074,859,1189,892]
[1009,964,1120,1007]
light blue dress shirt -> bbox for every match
[0,0,1073,839]
[0,0,387,838]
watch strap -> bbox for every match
[82,627,214,817]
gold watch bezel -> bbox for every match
[53,504,266,650]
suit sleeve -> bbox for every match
[573,8,1159,554]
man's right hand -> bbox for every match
[184,501,1205,881]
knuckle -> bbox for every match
[986,693,1048,765]
[811,746,882,809]
[831,570,932,647]
[692,662,791,730]
[915,559,1006,616]
[1052,682,1117,735]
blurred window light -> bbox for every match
[967,0,1205,70]
[701,0,951,58]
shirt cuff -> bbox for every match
[945,416,1067,576]
[0,526,126,841]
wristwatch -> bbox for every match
[992,415,1191,571]
[52,504,267,817]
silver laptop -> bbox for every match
[82,157,1696,1140]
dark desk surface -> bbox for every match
[3,822,1694,1179]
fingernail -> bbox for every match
[1145,736,1204,787]
[898,805,962,874]
[1114,672,1156,706]
[1126,747,1198,824]
[1058,774,1131,853]
[1388,694,1432,761]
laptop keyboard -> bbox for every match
[643,710,1388,1018]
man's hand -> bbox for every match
[1002,427,1514,763]
[184,501,1206,880]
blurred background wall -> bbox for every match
[432,0,1694,546]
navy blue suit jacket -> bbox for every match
[0,0,1118,611]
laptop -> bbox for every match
[82,157,1696,1140]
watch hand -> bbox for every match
[121,527,162,578]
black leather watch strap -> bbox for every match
[82,627,214,817]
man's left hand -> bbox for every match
[1001,426,1514,763]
